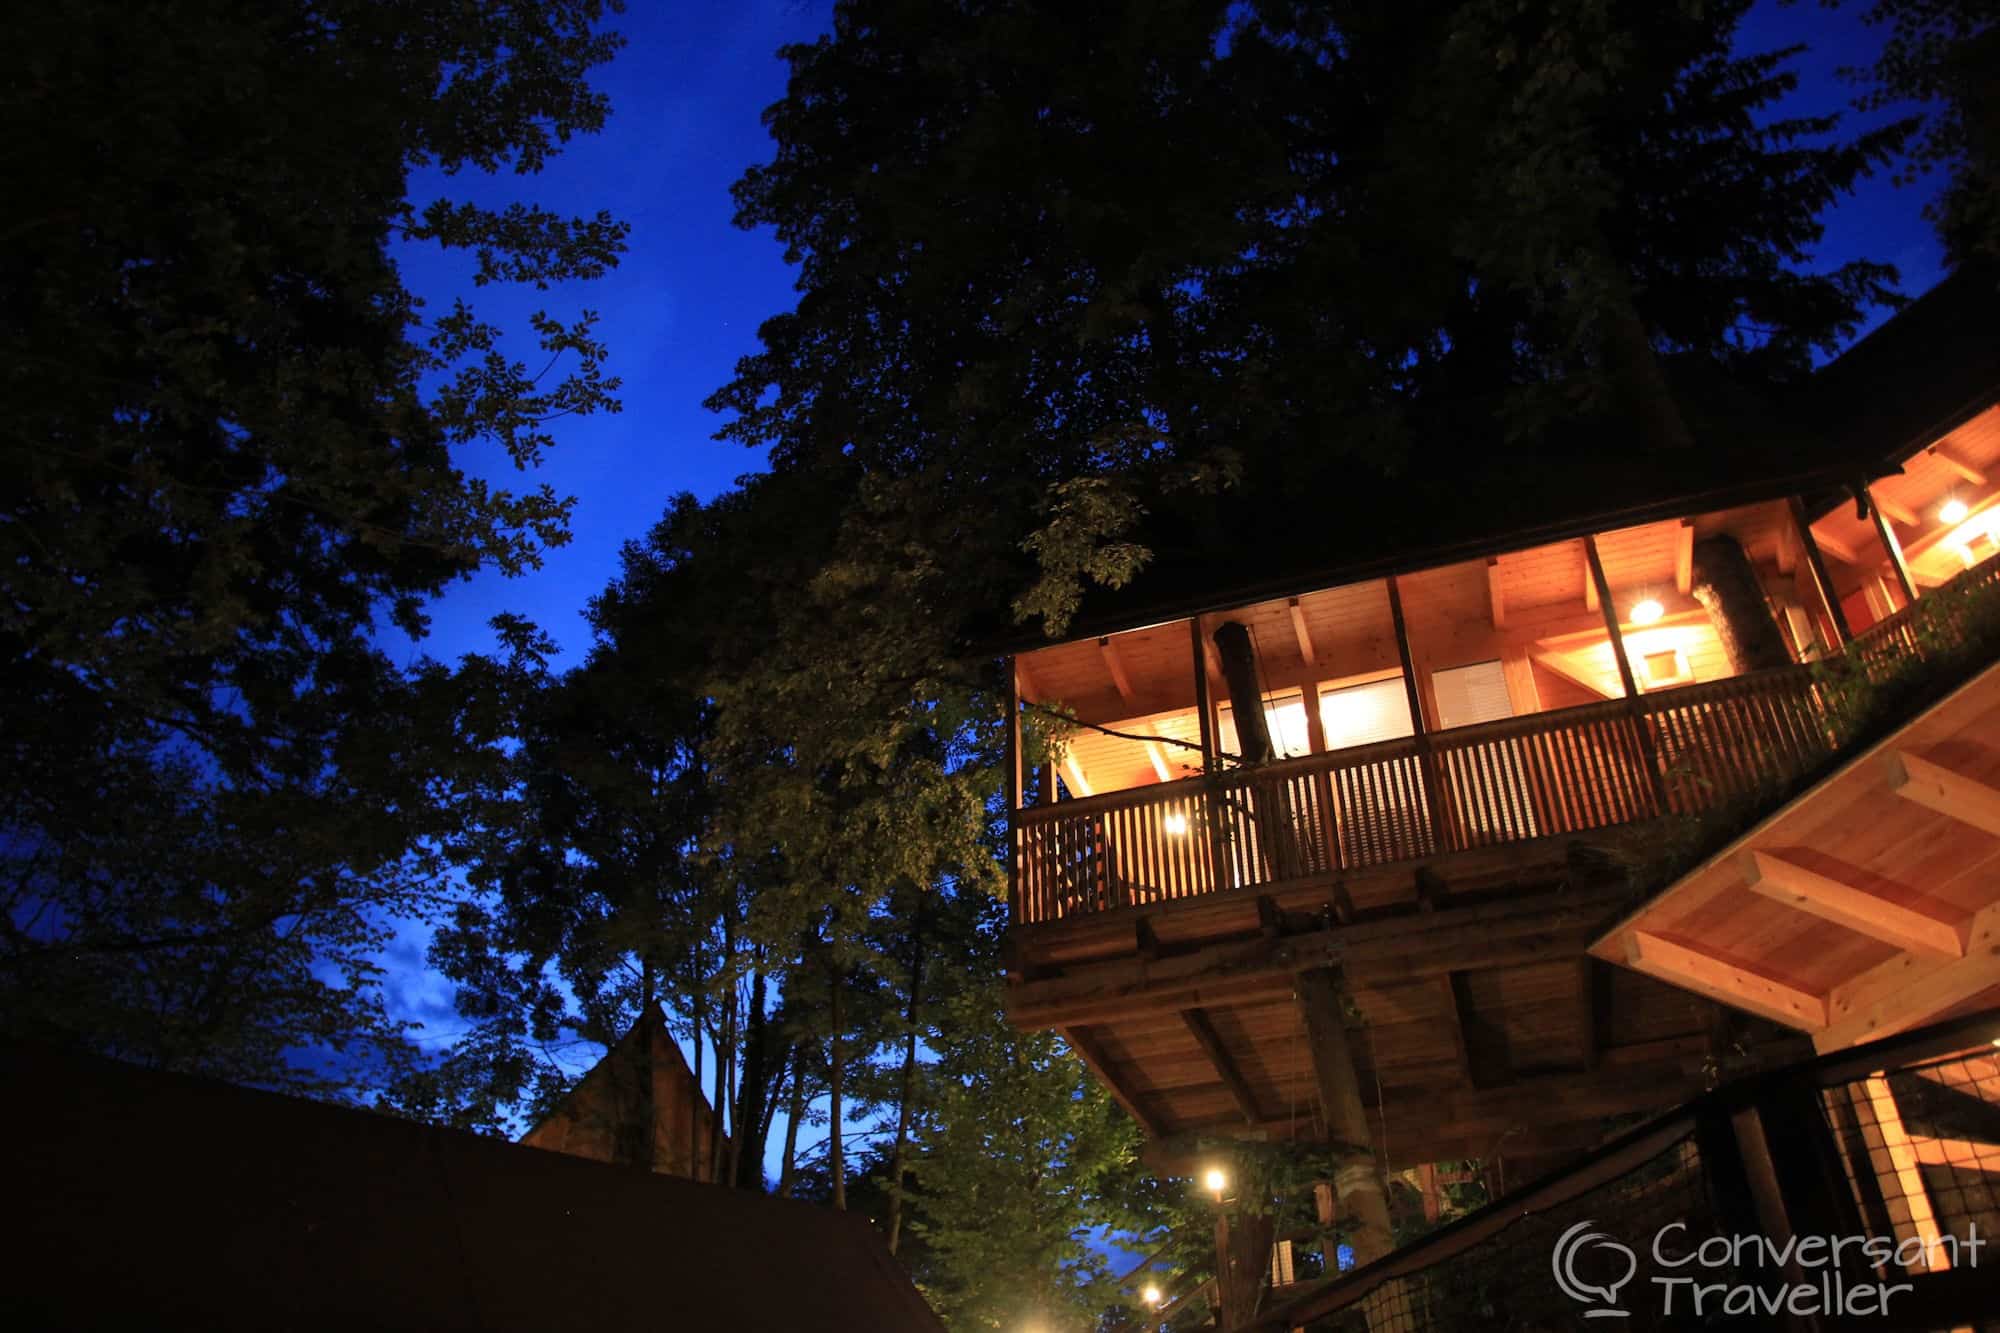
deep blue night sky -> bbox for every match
[377,0,1950,1150]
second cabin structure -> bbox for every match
[998,268,2000,1297]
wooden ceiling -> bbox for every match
[1811,403,2000,589]
[1008,845,1798,1171]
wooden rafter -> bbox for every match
[1288,598,1316,666]
[1816,900,2000,1051]
[1873,492,1920,528]
[1623,930,1828,1030]
[1181,1007,1261,1123]
[1932,442,1988,487]
[1740,849,1966,958]
[1812,526,1861,565]
[1887,750,2000,837]
[1063,753,1094,799]
[1583,557,1600,612]
[1486,557,1506,629]
[1099,637,1137,704]
[1674,519,1695,595]
[1061,1024,1166,1139]
[1529,649,1616,700]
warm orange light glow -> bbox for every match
[1940,496,1971,525]
[1629,598,1665,626]
[1142,1285,1163,1307]
[1162,811,1189,836]
[1203,1167,1228,1195]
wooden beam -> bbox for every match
[1061,1025,1167,1139]
[1584,534,1642,701]
[1529,648,1617,700]
[1741,849,1965,959]
[1181,1007,1261,1123]
[1887,750,2000,837]
[1812,525,1861,566]
[1860,1076,1952,1271]
[1932,442,1988,487]
[1578,958,1601,1072]
[1866,483,1919,605]
[1908,1136,2000,1170]
[1295,968,1396,1265]
[1014,657,1041,704]
[1063,753,1094,799]
[1143,735,1173,784]
[1790,495,1852,644]
[1623,930,1828,1029]
[1486,557,1507,629]
[1776,513,1799,575]
[1441,972,1479,1089]
[1288,598,1316,666]
[1816,901,2000,1051]
[1674,518,1695,596]
[1189,619,1217,778]
[1874,492,1920,528]
[1099,636,1137,705]
[1583,557,1600,612]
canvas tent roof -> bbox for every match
[0,1040,944,1333]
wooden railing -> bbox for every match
[1011,552,2000,927]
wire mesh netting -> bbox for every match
[1821,1043,2000,1282]
[1303,1135,1728,1332]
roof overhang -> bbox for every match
[1590,660,2000,1053]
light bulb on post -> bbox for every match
[1142,1285,1163,1308]
[1629,598,1665,626]
[1940,496,1970,525]
[1162,811,1189,836]
[1204,1167,1228,1199]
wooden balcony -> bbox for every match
[1011,552,2000,931]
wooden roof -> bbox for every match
[984,265,2000,653]
[521,1001,728,1180]
[0,1040,944,1333]
[1590,660,2000,1053]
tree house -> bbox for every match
[997,271,2000,1297]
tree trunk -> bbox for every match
[1215,1208,1278,1330]
[689,942,704,1179]
[731,967,773,1190]
[1211,622,1273,763]
[1691,536,1792,674]
[777,1042,808,1199]
[828,962,846,1211]
[887,890,929,1255]
[1295,968,1396,1266]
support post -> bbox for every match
[1864,482,1920,606]
[1006,656,1023,923]
[1192,617,1232,893]
[1584,534,1670,814]
[1386,575,1453,855]
[1295,968,1396,1267]
[1789,495,1852,645]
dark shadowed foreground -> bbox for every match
[0,1041,943,1331]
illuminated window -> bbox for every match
[1641,648,1692,688]
[1433,661,1512,730]
[1316,676,1415,751]
[1218,690,1311,759]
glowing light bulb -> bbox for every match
[1204,1167,1228,1195]
[1142,1285,1163,1308]
[1940,497,1970,525]
[1629,598,1665,626]
[1162,811,1189,836]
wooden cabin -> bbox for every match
[997,270,2000,1314]
[521,1001,730,1182]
